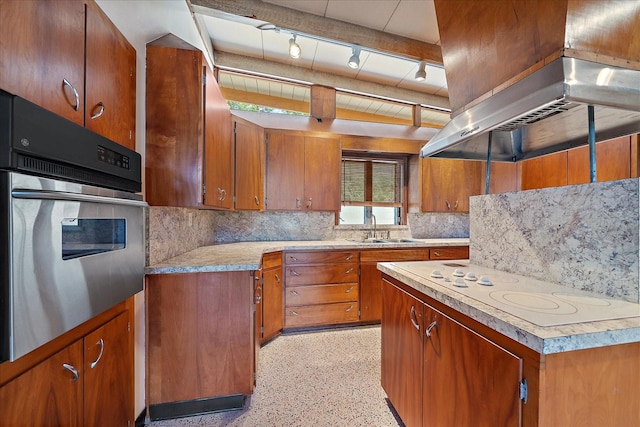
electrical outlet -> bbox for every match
[430,215,436,224]
[448,215,454,223]
[188,212,193,227]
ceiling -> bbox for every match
[190,0,451,124]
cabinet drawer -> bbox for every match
[284,250,358,265]
[285,302,359,328]
[286,283,358,306]
[262,251,282,269]
[360,249,429,262]
[429,246,469,260]
[285,264,358,286]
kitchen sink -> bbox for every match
[347,238,419,244]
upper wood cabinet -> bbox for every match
[567,136,631,185]
[519,151,568,191]
[421,158,484,212]
[265,132,341,211]
[84,1,136,150]
[146,36,232,208]
[0,0,136,149]
[234,119,265,210]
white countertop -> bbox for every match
[377,260,640,354]
[145,238,469,274]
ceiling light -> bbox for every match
[415,61,427,81]
[348,46,361,69]
[289,35,301,59]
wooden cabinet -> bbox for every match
[234,120,265,210]
[146,36,232,208]
[421,158,484,212]
[283,250,359,328]
[519,151,568,190]
[263,132,341,211]
[258,252,284,344]
[567,136,632,185]
[0,306,133,427]
[360,248,430,323]
[382,278,522,427]
[84,1,136,149]
[0,0,135,149]
[146,271,254,420]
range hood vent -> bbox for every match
[421,57,640,162]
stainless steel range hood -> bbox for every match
[420,57,640,161]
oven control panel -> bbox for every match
[97,145,130,170]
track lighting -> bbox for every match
[289,34,301,59]
[415,61,427,81]
[347,46,361,69]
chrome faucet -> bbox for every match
[370,213,377,239]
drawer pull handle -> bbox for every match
[275,273,281,282]
[345,286,354,293]
[62,363,79,381]
[410,306,420,331]
[90,338,104,369]
[90,101,105,119]
[289,256,298,262]
[345,305,353,313]
[454,200,459,209]
[296,197,301,209]
[290,290,299,296]
[254,195,260,205]
[345,254,354,261]
[62,78,80,111]
[433,251,441,257]
[426,320,438,337]
[290,310,299,316]
[290,269,300,276]
[306,197,312,208]
[445,200,451,210]
[344,267,354,274]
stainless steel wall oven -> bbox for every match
[1,90,145,362]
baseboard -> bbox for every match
[149,394,245,421]
[135,409,146,427]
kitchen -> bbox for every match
[1,1,639,426]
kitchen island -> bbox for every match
[144,238,468,421]
[378,260,640,427]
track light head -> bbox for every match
[347,46,361,69]
[415,61,427,81]
[289,35,301,59]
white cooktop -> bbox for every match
[389,260,640,327]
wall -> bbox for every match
[469,178,640,303]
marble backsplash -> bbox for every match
[469,178,640,303]
[148,207,470,264]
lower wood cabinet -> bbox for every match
[258,251,284,344]
[382,278,522,427]
[283,250,359,328]
[146,271,254,420]
[0,303,133,427]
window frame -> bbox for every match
[338,152,409,226]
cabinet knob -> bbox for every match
[90,101,105,119]
[89,338,104,369]
[62,363,79,381]
[62,78,80,111]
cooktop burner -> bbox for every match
[389,260,640,327]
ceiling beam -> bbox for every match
[190,0,443,65]
[214,51,450,110]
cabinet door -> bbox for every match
[360,263,384,322]
[266,133,305,210]
[84,311,132,427]
[203,65,234,209]
[85,2,136,149]
[519,151,568,190]
[381,280,423,427]
[422,158,483,212]
[304,136,341,211]
[146,44,204,207]
[423,305,522,427]
[0,340,83,427]
[147,272,254,405]
[262,267,284,342]
[0,0,85,125]
[567,136,631,185]
[235,121,264,210]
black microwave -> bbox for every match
[0,90,142,193]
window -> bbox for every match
[340,155,406,225]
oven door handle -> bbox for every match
[12,189,148,207]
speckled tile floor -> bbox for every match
[148,326,402,427]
